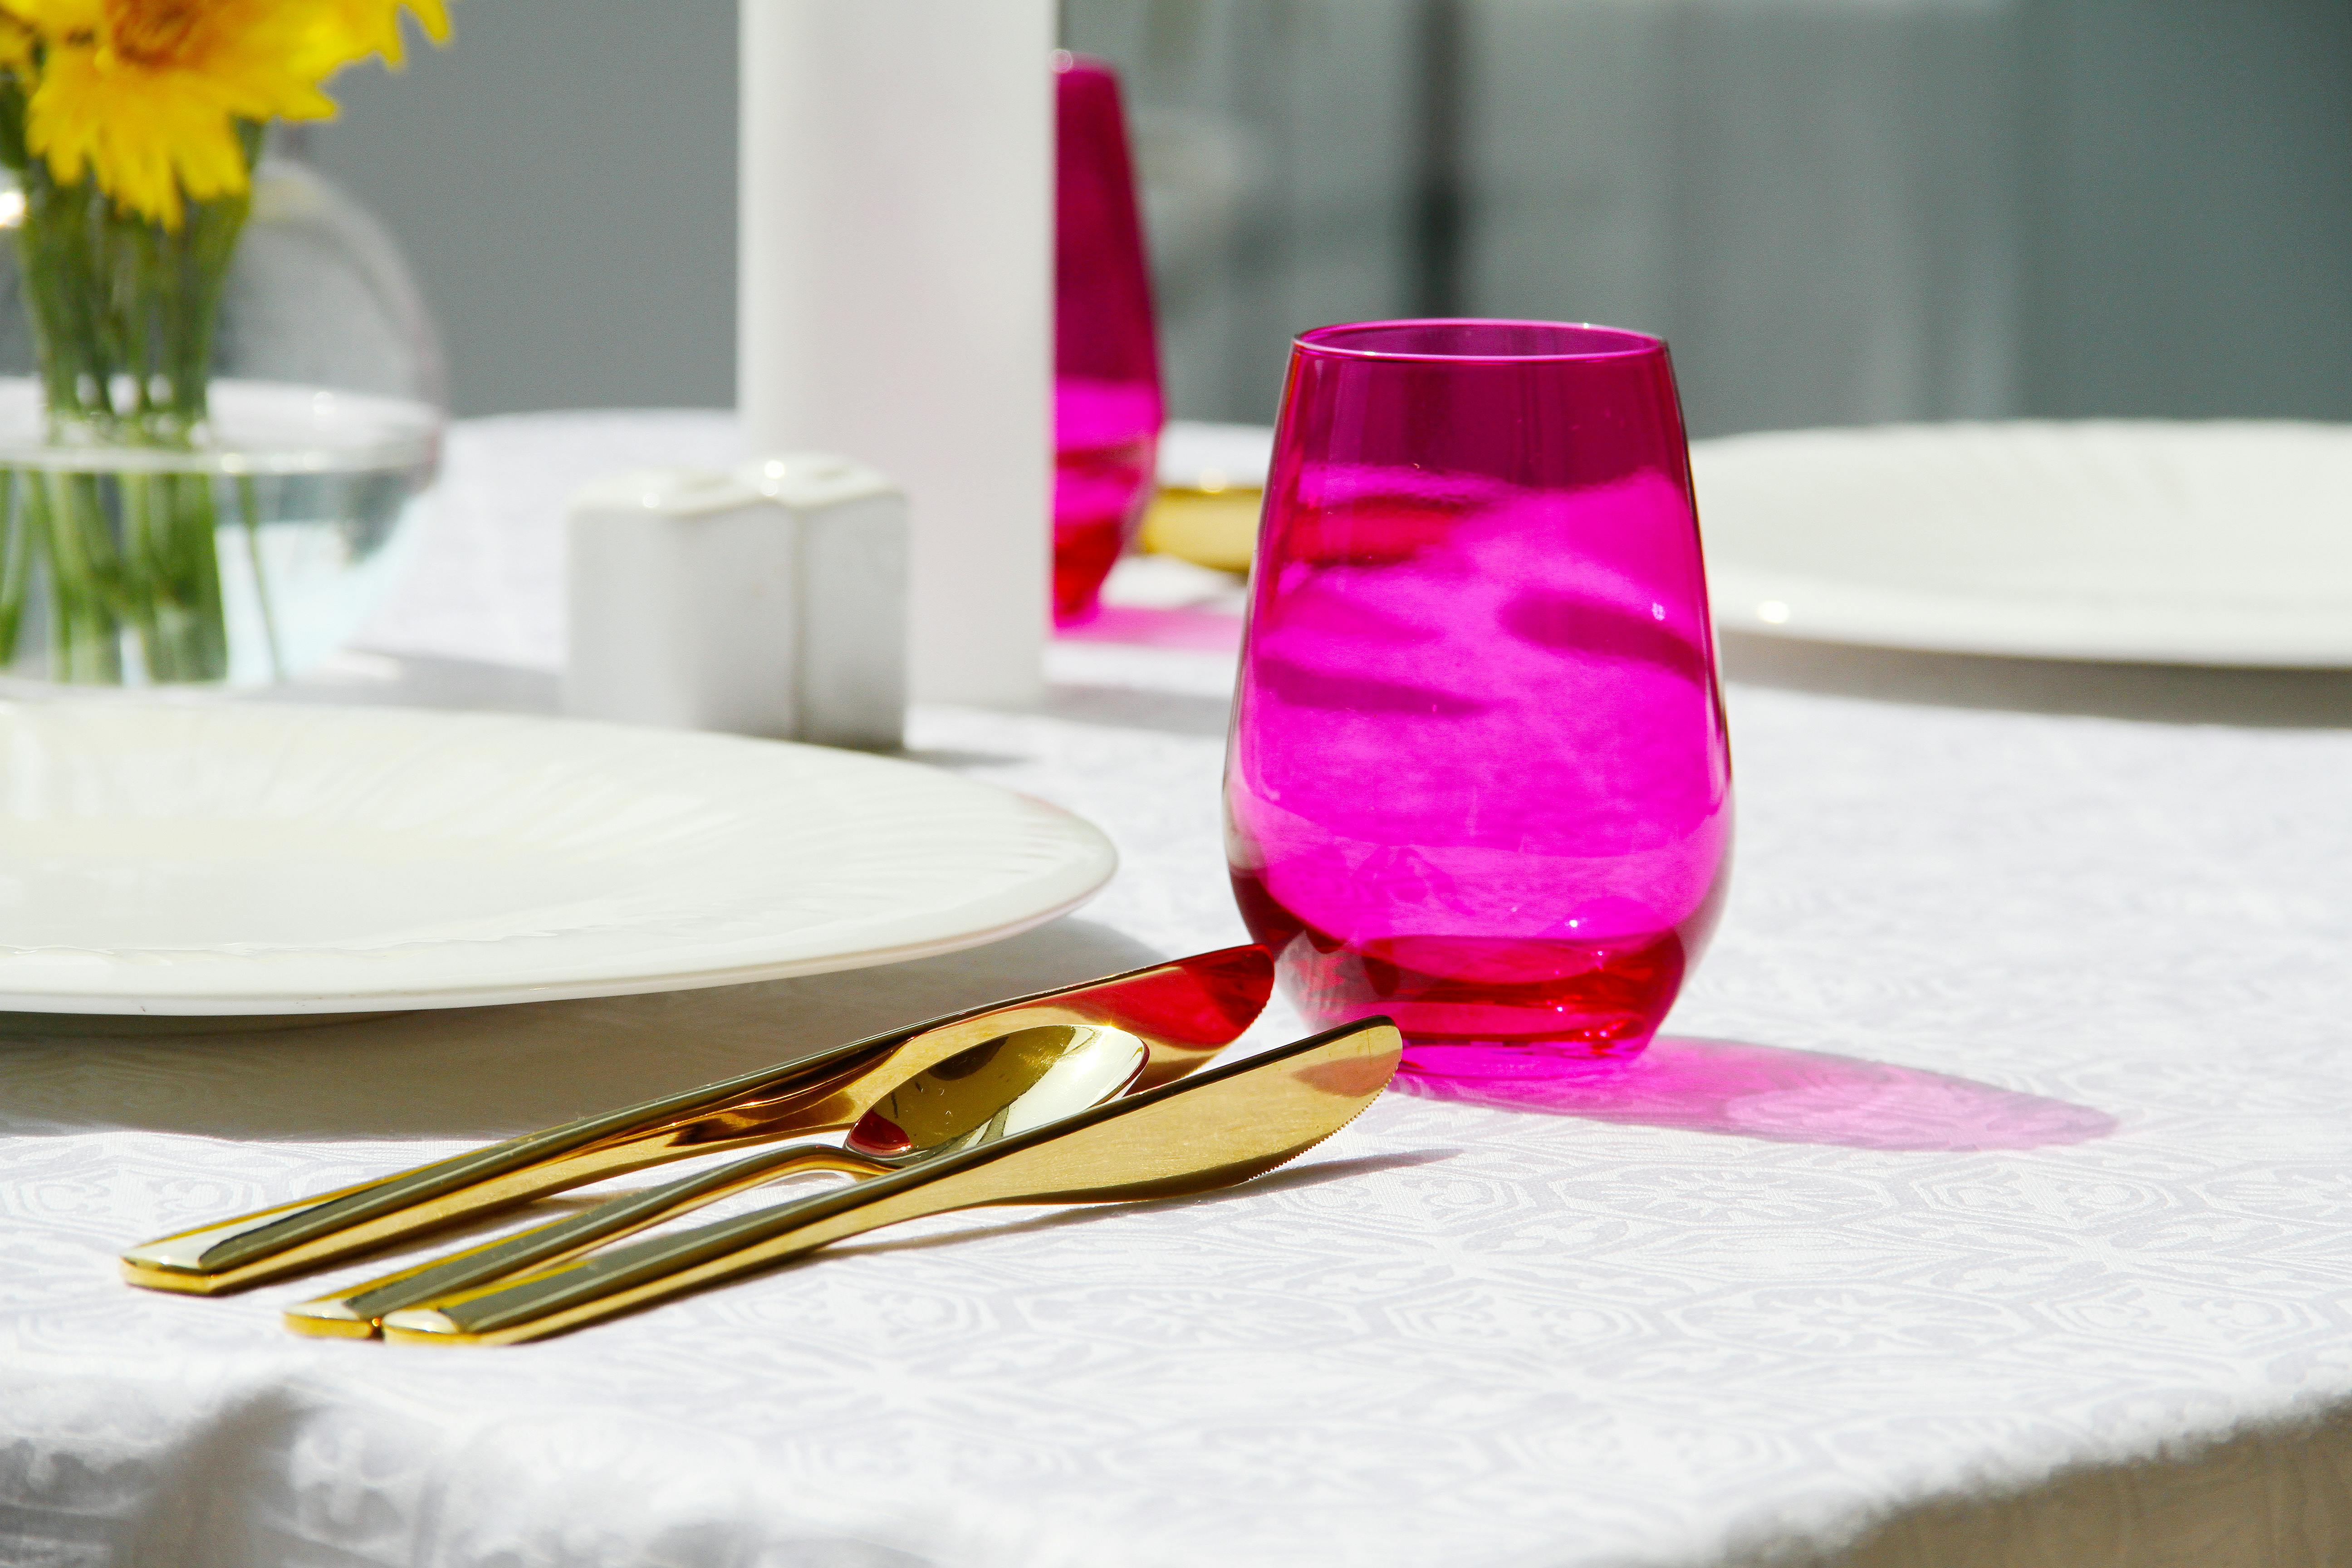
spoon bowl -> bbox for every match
[852,1022,1147,1161]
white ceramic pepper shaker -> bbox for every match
[736,454,908,751]
[563,455,907,750]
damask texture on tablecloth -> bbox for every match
[6,414,2352,1568]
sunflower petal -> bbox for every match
[21,0,447,224]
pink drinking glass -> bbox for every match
[1053,53,1164,625]
[1224,320,1733,1079]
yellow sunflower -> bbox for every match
[0,10,34,77]
[18,0,450,229]
[311,0,447,71]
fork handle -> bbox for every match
[380,1144,1041,1346]
[284,1141,893,1337]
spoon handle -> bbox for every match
[283,1141,892,1338]
[379,1019,1402,1348]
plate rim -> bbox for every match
[1696,418,2352,669]
[1708,565,2352,667]
[0,700,1120,1016]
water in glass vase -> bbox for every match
[0,378,433,686]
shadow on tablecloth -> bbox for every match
[1768,1407,2352,1568]
[1037,681,1233,737]
[818,1148,1462,1265]
[0,917,1164,1142]
[1398,1035,2117,1152]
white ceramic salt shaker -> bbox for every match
[564,455,907,749]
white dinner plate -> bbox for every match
[0,702,1116,1016]
[1692,421,2352,666]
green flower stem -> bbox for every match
[0,470,26,662]
[165,471,228,681]
[32,468,120,682]
[0,118,265,684]
[115,467,164,663]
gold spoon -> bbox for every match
[286,1019,1151,1338]
[120,946,1273,1296]
[380,1017,1403,1347]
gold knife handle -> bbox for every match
[120,1036,901,1295]
[284,1141,892,1337]
[380,1019,1400,1347]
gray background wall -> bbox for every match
[2025,0,2352,420]
[311,0,2352,436]
[313,3,739,416]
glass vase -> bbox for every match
[0,152,443,686]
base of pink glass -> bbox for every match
[1052,512,1130,625]
[1054,603,1245,652]
[1238,873,1694,1083]
[1053,395,1158,625]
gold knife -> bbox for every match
[380,1016,1402,1346]
[120,946,1273,1295]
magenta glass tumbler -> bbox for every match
[1224,320,1733,1080]
[1053,52,1164,626]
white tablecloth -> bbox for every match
[8,413,2352,1568]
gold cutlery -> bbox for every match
[286,1016,1153,1337]
[121,946,1273,1296]
[379,1016,1402,1346]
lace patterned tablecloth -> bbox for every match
[7,413,2352,1568]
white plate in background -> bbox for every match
[0,702,1115,1016]
[1693,421,2352,666]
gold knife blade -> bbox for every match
[120,945,1273,1295]
[381,1017,1402,1347]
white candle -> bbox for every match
[738,0,1053,708]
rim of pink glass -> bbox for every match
[1292,318,1665,364]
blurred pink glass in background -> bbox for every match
[1053,53,1164,626]
[1224,320,1733,1079]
